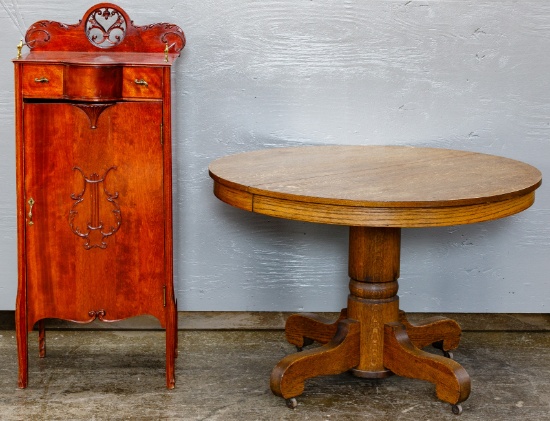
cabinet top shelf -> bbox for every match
[16,51,180,67]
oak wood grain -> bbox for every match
[384,322,471,405]
[211,145,540,410]
[398,311,462,351]
[209,146,541,227]
[271,319,360,399]
[284,309,347,348]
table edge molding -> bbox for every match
[213,181,536,227]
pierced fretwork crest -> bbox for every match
[69,166,121,249]
[85,6,127,48]
[24,3,185,54]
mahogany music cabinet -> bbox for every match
[13,3,185,389]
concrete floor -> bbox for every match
[1,313,550,420]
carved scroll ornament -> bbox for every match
[85,6,127,49]
[24,3,185,54]
[69,166,121,250]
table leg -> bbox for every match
[270,226,471,410]
[284,309,347,350]
[384,322,470,406]
[270,319,360,402]
[398,310,462,354]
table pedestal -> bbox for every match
[270,226,471,413]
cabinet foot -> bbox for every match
[16,332,28,389]
[38,320,46,358]
[16,304,28,389]
[166,305,177,389]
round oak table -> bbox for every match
[208,145,542,413]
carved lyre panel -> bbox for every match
[69,166,121,249]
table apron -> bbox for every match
[249,191,536,228]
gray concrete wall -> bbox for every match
[0,0,548,312]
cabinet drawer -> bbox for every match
[21,65,64,98]
[65,66,122,100]
[123,67,163,99]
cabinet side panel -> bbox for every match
[14,62,30,388]
[162,66,176,318]
[14,62,27,322]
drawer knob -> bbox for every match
[34,77,49,83]
[134,79,149,87]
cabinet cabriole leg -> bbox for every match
[16,305,28,388]
[165,299,177,389]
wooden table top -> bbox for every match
[209,146,542,227]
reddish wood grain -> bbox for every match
[24,3,185,55]
[23,102,166,326]
[13,3,183,389]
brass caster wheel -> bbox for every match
[443,350,454,360]
[451,404,463,415]
[286,398,298,409]
[433,341,454,359]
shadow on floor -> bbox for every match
[1,328,550,420]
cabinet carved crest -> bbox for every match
[24,3,185,54]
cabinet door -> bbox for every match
[23,101,166,326]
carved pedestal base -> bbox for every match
[270,227,471,411]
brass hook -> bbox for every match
[27,198,35,225]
